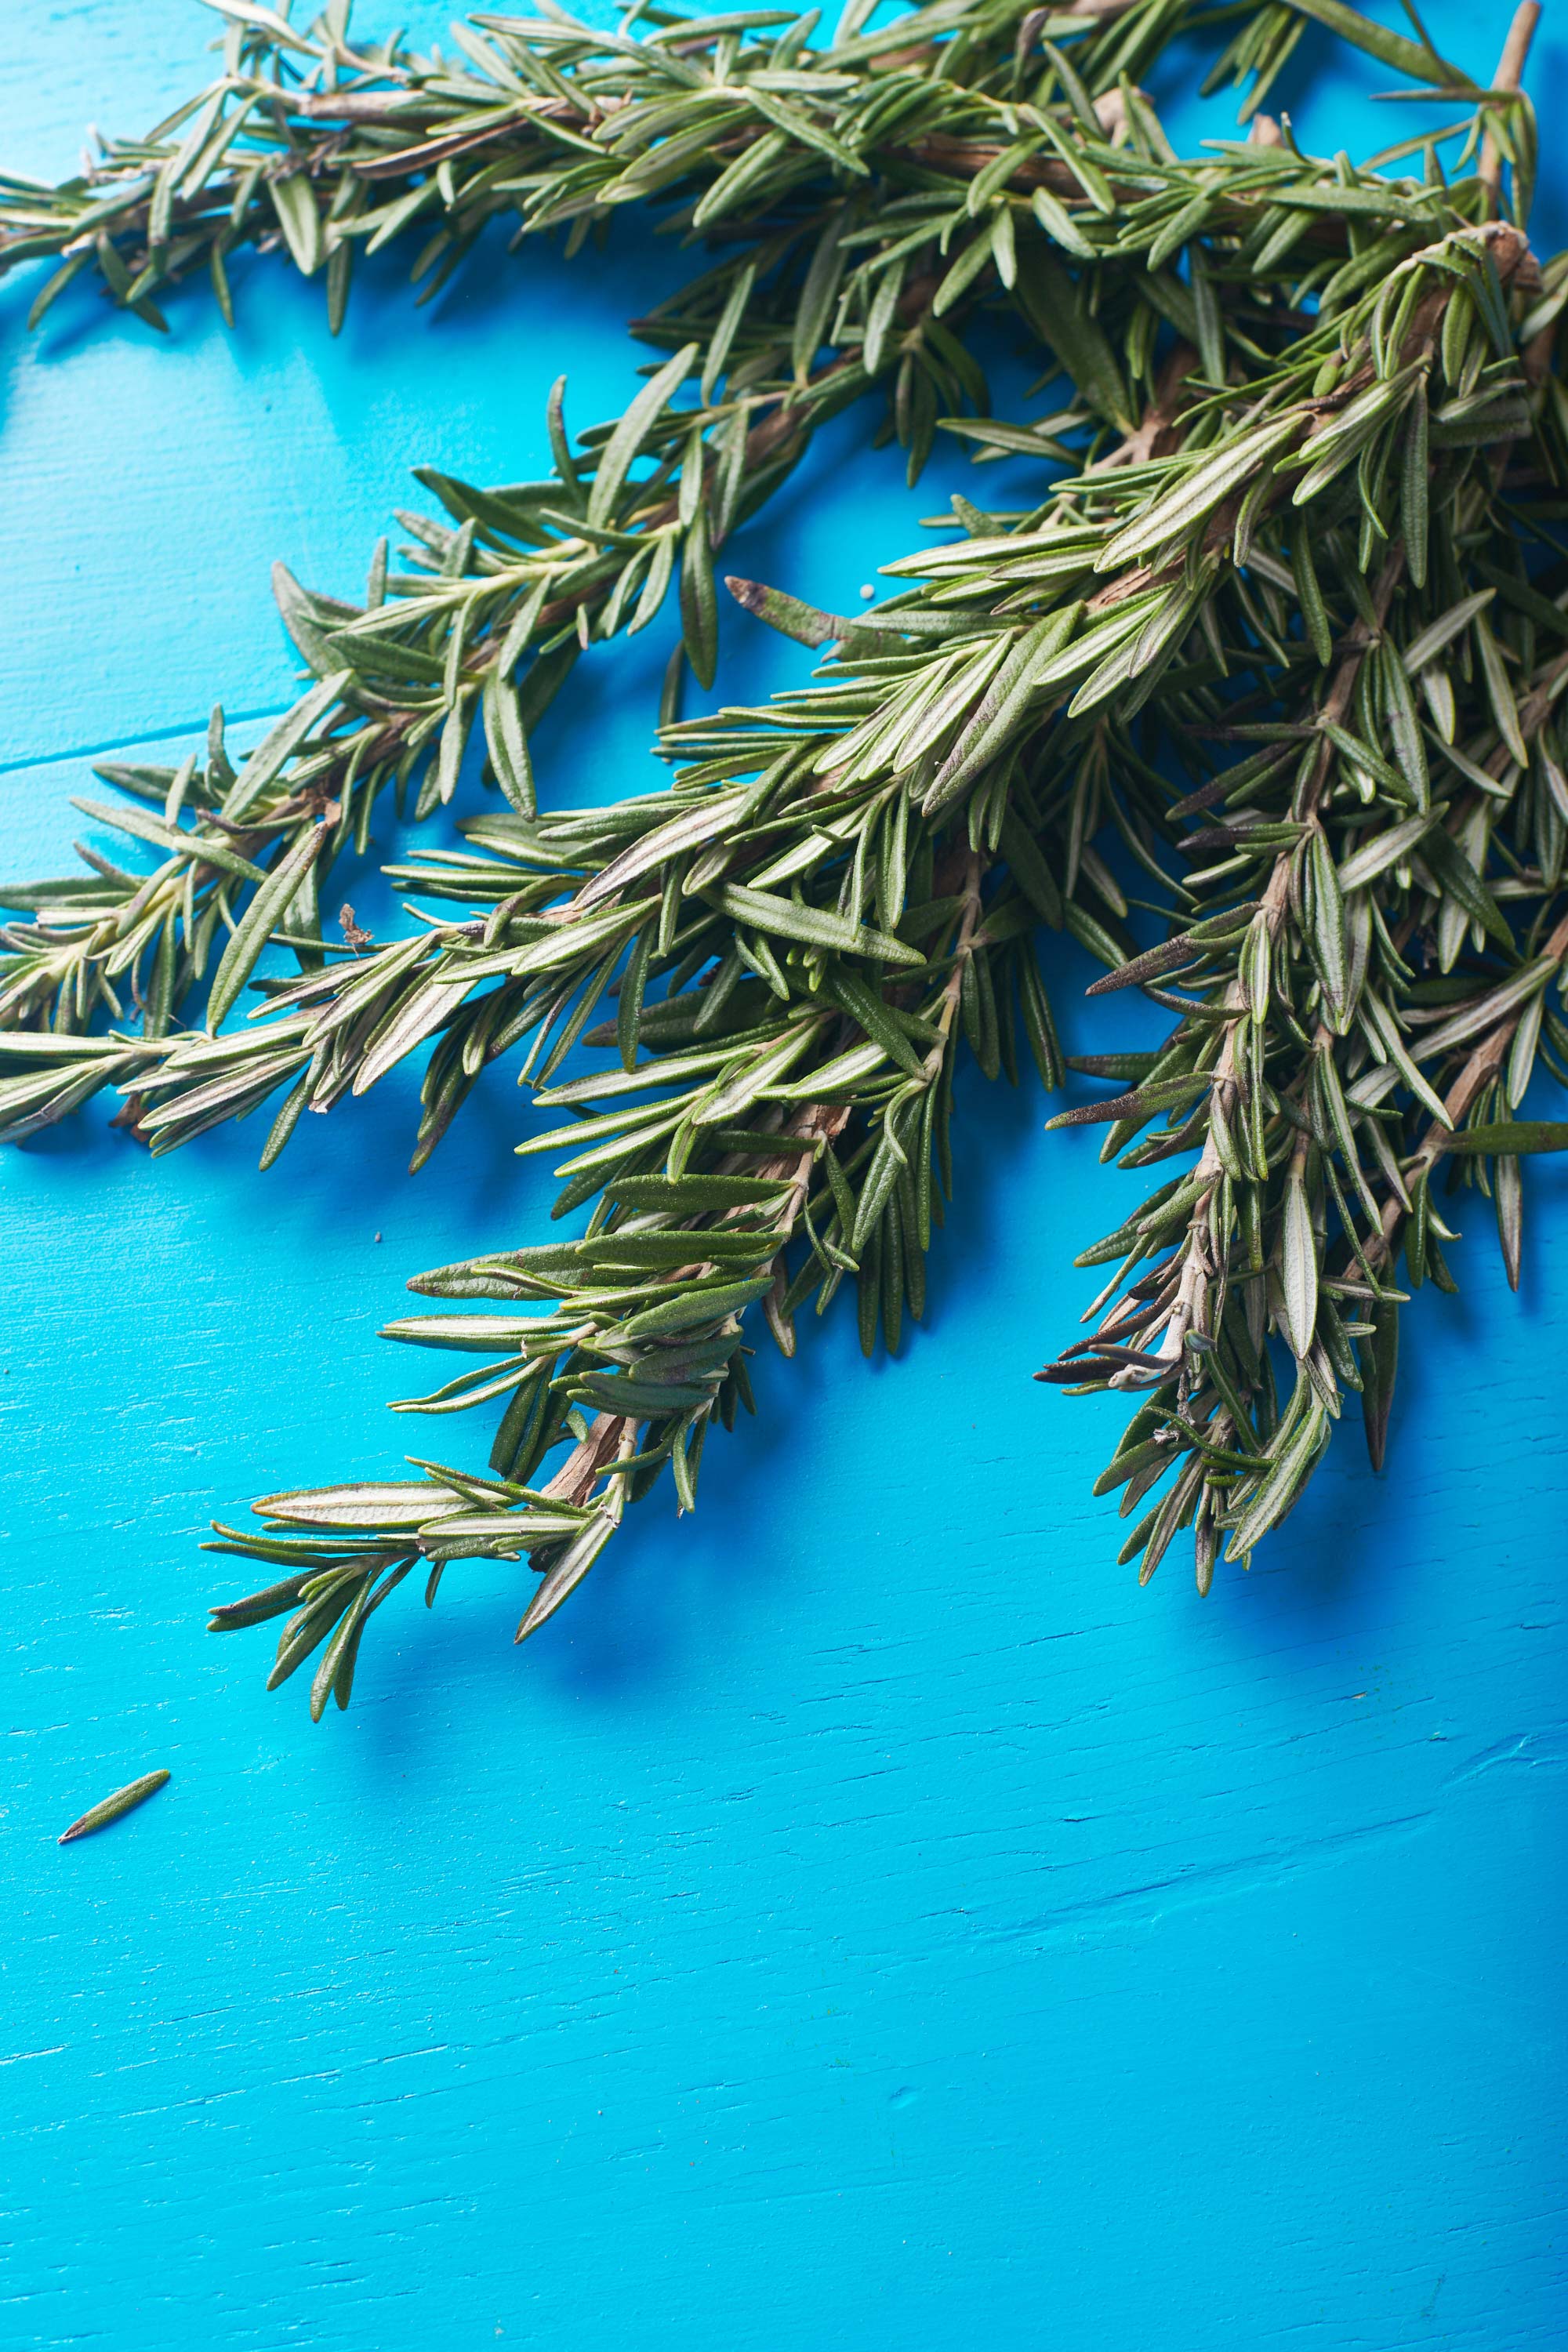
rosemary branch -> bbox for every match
[5,0,1472,337]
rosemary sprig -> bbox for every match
[9,0,1503,337]
[191,676,1078,1714]
[1033,6,1565,1589]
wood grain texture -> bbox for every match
[0,7,1563,2347]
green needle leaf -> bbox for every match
[59,1769,171,1845]
[205,822,328,1033]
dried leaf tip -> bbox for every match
[724,575,855,647]
[58,1768,170,1845]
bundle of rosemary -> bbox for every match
[0,0,1559,1718]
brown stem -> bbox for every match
[1479,3,1541,208]
[1188,569,1403,1181]
[541,1406,633,1509]
[751,852,985,1343]
[928,848,987,1062]
[1096,550,1408,1393]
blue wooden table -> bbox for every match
[2,7,1564,2345]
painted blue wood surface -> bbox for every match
[2,8,1565,2346]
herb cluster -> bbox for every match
[1,0,1559,1716]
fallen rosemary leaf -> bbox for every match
[58,1769,171,1846]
